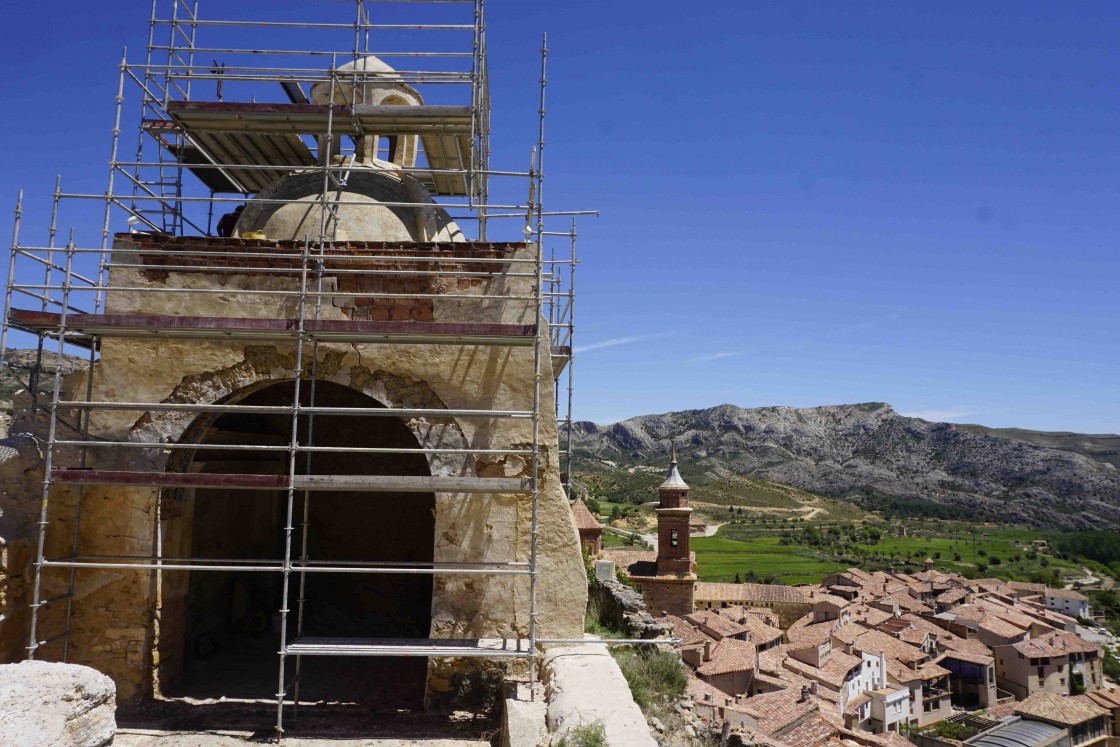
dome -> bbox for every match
[234,167,464,243]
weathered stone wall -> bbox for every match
[590,577,670,640]
[0,435,46,663]
[0,236,588,707]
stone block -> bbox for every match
[0,660,116,747]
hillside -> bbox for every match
[569,402,1120,530]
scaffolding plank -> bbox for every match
[168,101,472,136]
[292,475,531,493]
[52,470,286,490]
[9,310,536,346]
[285,636,531,658]
[51,470,531,494]
[421,133,470,196]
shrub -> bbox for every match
[613,648,687,711]
[558,721,607,747]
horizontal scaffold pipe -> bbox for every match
[39,559,530,576]
[54,401,533,418]
[50,442,535,455]
[151,19,475,31]
[61,192,533,210]
[50,470,534,492]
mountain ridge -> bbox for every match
[569,402,1120,530]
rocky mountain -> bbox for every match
[568,403,1120,530]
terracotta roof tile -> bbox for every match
[698,638,757,676]
[851,628,927,664]
[783,650,863,689]
[1014,691,1109,725]
[602,549,658,577]
[570,499,602,531]
[1045,587,1089,601]
[656,614,713,648]
[1008,632,1099,658]
[744,687,819,734]
[779,714,838,747]
[936,649,994,666]
[695,582,811,605]
[687,610,750,640]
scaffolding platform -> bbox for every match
[285,637,532,659]
[0,0,588,738]
[9,310,537,347]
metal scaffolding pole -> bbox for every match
[5,1,593,739]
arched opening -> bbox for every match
[159,380,434,709]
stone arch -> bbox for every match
[379,93,421,168]
[150,350,461,705]
[130,345,472,480]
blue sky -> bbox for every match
[0,2,1117,432]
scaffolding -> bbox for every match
[1,0,589,738]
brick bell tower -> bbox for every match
[656,443,697,578]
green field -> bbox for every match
[691,535,847,585]
[699,519,1082,586]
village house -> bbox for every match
[570,498,603,557]
[662,564,1111,747]
[1044,588,1091,620]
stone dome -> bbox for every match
[234,167,464,243]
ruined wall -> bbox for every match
[0,235,588,706]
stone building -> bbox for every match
[571,498,603,556]
[0,4,589,733]
[605,446,697,616]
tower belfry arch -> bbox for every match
[0,0,595,737]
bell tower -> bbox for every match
[656,443,696,577]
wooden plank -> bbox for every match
[52,469,288,490]
[291,475,532,493]
[8,310,536,344]
[168,101,472,136]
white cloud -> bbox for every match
[899,408,976,422]
[573,333,667,354]
[688,351,737,363]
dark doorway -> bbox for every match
[162,380,434,710]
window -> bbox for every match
[1037,666,1046,679]
[670,528,679,548]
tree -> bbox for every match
[954,553,962,561]
[734,572,742,584]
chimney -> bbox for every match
[879,651,887,689]
[704,640,712,662]
[800,685,810,703]
[811,681,819,696]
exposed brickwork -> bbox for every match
[639,577,696,618]
[119,233,527,323]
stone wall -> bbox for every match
[0,236,589,708]
[590,577,670,640]
[639,578,697,619]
